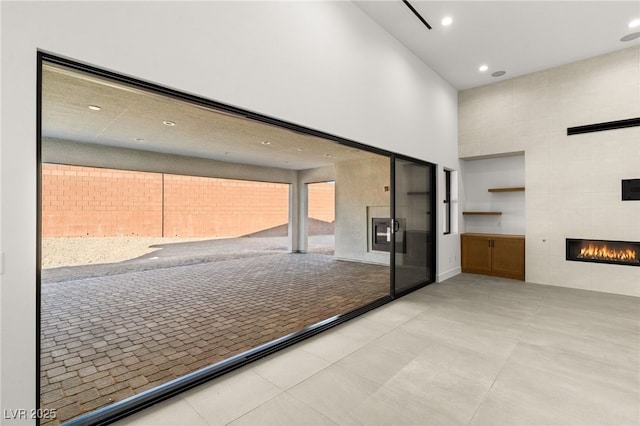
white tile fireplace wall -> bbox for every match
[459,46,640,297]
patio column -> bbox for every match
[288,180,308,253]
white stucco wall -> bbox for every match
[1,1,459,421]
[335,156,391,265]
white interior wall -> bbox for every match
[0,1,3,414]
[0,1,459,420]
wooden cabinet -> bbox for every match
[461,234,493,275]
[461,233,525,281]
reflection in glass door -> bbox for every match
[392,157,435,295]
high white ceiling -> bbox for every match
[42,2,640,170]
[355,1,640,90]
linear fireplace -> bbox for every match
[566,238,640,267]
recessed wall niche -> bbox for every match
[460,154,525,235]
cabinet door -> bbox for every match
[491,237,525,280]
[461,235,492,275]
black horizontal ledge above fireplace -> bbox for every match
[566,238,640,267]
[567,117,640,136]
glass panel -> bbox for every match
[393,158,433,294]
[40,59,392,424]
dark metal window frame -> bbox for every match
[443,169,451,235]
[37,51,437,425]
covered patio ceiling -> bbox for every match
[42,62,380,171]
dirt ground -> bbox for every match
[41,237,213,269]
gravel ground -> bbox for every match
[41,237,214,269]
[41,235,334,270]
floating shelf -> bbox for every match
[463,211,502,215]
[488,187,525,192]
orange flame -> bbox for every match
[578,243,639,263]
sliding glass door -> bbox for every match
[38,52,439,426]
[39,54,397,426]
[392,156,435,295]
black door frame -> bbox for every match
[390,153,437,298]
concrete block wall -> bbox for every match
[42,165,163,237]
[163,174,289,237]
[42,164,335,238]
[307,182,336,223]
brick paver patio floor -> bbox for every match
[40,237,389,425]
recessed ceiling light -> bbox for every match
[296,148,304,152]
[491,70,506,77]
[162,120,176,126]
[134,138,145,142]
[88,105,101,111]
[261,141,271,145]
[324,154,333,158]
[479,65,488,72]
[629,19,640,28]
[621,32,640,42]
[441,16,453,26]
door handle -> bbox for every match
[392,219,400,233]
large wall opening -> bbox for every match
[39,56,402,424]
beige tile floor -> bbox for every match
[115,273,640,426]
